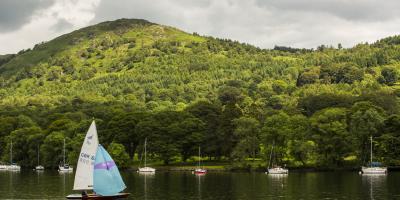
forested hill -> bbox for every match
[1,18,400,169]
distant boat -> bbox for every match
[7,140,21,171]
[0,164,6,170]
[59,138,73,172]
[138,138,156,173]
[266,141,288,174]
[35,146,44,171]
[194,146,207,175]
[360,136,387,175]
[66,120,129,199]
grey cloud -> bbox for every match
[0,0,55,32]
[257,0,400,22]
[1,0,400,54]
[91,0,400,49]
[51,18,74,32]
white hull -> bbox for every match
[0,165,7,170]
[59,165,73,172]
[35,165,44,170]
[266,167,288,174]
[361,167,387,174]
[138,167,156,173]
[7,165,21,171]
[194,168,207,174]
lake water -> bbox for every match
[0,170,400,200]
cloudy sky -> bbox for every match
[0,0,399,54]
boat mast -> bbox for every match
[63,138,66,165]
[268,140,274,168]
[198,146,201,168]
[10,139,12,164]
[370,135,373,166]
[144,138,147,168]
[38,145,40,166]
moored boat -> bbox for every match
[35,146,45,171]
[7,164,21,171]
[7,140,21,171]
[360,136,387,175]
[267,167,288,174]
[194,146,207,175]
[138,138,156,173]
[0,164,7,170]
[59,138,73,172]
[266,141,288,174]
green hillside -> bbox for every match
[1,18,400,169]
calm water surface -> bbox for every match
[1,170,400,200]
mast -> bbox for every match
[268,140,275,168]
[370,135,373,166]
[10,139,12,164]
[198,146,201,168]
[38,145,40,166]
[63,138,66,165]
[144,138,147,168]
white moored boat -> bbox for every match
[35,146,44,171]
[267,167,289,174]
[59,139,73,172]
[194,146,207,175]
[7,140,21,171]
[138,138,156,173]
[0,164,7,170]
[266,141,288,174]
[360,136,387,175]
[7,164,21,171]
[361,166,387,174]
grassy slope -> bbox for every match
[0,18,399,109]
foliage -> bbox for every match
[1,19,400,168]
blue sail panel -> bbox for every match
[93,145,126,196]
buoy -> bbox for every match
[358,171,362,175]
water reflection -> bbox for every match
[362,174,387,200]
[138,171,155,200]
[1,171,400,199]
[196,173,204,200]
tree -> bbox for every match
[286,115,315,166]
[297,70,319,86]
[232,117,260,161]
[378,66,398,86]
[41,132,68,167]
[349,102,385,164]
[216,103,243,159]
[186,101,222,158]
[310,108,351,166]
[378,115,400,165]
[261,112,291,165]
[107,142,130,168]
[106,112,145,159]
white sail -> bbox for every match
[73,120,99,190]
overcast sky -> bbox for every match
[0,0,399,54]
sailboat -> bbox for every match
[0,163,6,170]
[7,140,21,171]
[59,138,73,172]
[266,141,288,174]
[35,145,44,170]
[66,120,129,199]
[194,146,207,175]
[138,138,156,173]
[360,136,387,175]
